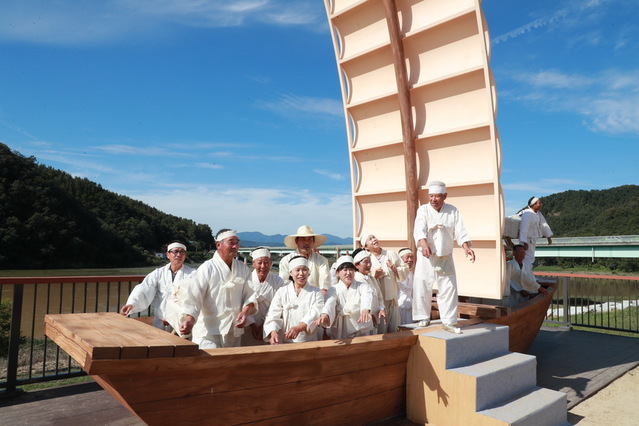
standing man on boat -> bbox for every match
[360,233,407,333]
[412,181,475,334]
[278,225,331,292]
[120,241,196,331]
[518,196,553,269]
[178,229,258,348]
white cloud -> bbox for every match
[195,162,223,170]
[256,94,343,118]
[132,185,353,237]
[0,0,324,45]
[514,70,593,89]
[314,169,345,181]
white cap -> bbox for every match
[334,255,355,270]
[216,230,238,242]
[428,181,446,194]
[398,248,413,257]
[359,233,373,247]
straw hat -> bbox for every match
[284,225,327,249]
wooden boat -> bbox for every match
[45,0,568,424]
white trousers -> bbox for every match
[412,252,459,326]
[195,333,241,349]
[523,239,537,269]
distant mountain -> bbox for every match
[0,143,215,269]
[540,185,639,237]
[238,231,351,248]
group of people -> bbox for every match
[120,180,552,346]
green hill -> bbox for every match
[0,143,214,269]
[538,185,639,237]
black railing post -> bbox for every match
[2,283,25,397]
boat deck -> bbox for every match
[1,327,638,425]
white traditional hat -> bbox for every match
[398,248,413,258]
[284,225,327,249]
[428,181,447,194]
[250,247,271,260]
[359,233,374,248]
[167,242,187,252]
[353,249,371,264]
[288,255,309,270]
[334,255,355,270]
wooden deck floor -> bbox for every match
[1,327,637,425]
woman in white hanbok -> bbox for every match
[317,256,374,339]
[263,256,324,344]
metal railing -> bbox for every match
[539,272,639,333]
[0,276,145,396]
[2,272,638,394]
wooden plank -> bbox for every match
[45,313,199,363]
[44,320,92,369]
[94,346,411,405]
[128,362,407,425]
[45,314,122,360]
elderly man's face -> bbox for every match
[401,253,415,269]
[295,236,315,256]
[356,256,372,275]
[252,257,272,281]
[531,200,543,212]
[365,235,380,250]
[514,246,526,263]
[166,247,186,270]
[217,236,240,260]
[429,193,447,211]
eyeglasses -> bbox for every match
[168,250,186,255]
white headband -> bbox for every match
[167,242,186,252]
[360,233,373,247]
[334,255,355,270]
[216,230,238,242]
[428,181,446,194]
[353,250,370,264]
[398,248,413,257]
[529,197,540,207]
[289,256,309,270]
[251,247,271,259]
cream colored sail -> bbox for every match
[325,0,505,298]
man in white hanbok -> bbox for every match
[179,229,258,349]
[398,248,415,325]
[278,225,331,292]
[241,247,285,346]
[318,255,374,339]
[120,241,196,331]
[352,248,386,334]
[518,197,553,269]
[504,244,548,307]
[360,234,407,333]
[264,256,324,344]
[413,181,475,334]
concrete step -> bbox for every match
[450,352,537,411]
[428,323,510,368]
[477,387,568,426]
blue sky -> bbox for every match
[1,0,637,238]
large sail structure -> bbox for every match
[325,0,505,298]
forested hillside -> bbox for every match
[0,143,214,269]
[539,185,639,237]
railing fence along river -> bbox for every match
[1,272,638,395]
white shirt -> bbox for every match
[125,263,196,329]
[182,252,258,340]
[245,270,285,327]
[519,208,553,244]
[263,282,324,343]
[506,259,541,296]
[369,249,408,301]
[413,202,471,256]
[322,280,374,338]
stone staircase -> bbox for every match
[406,322,570,425]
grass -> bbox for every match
[21,375,93,391]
